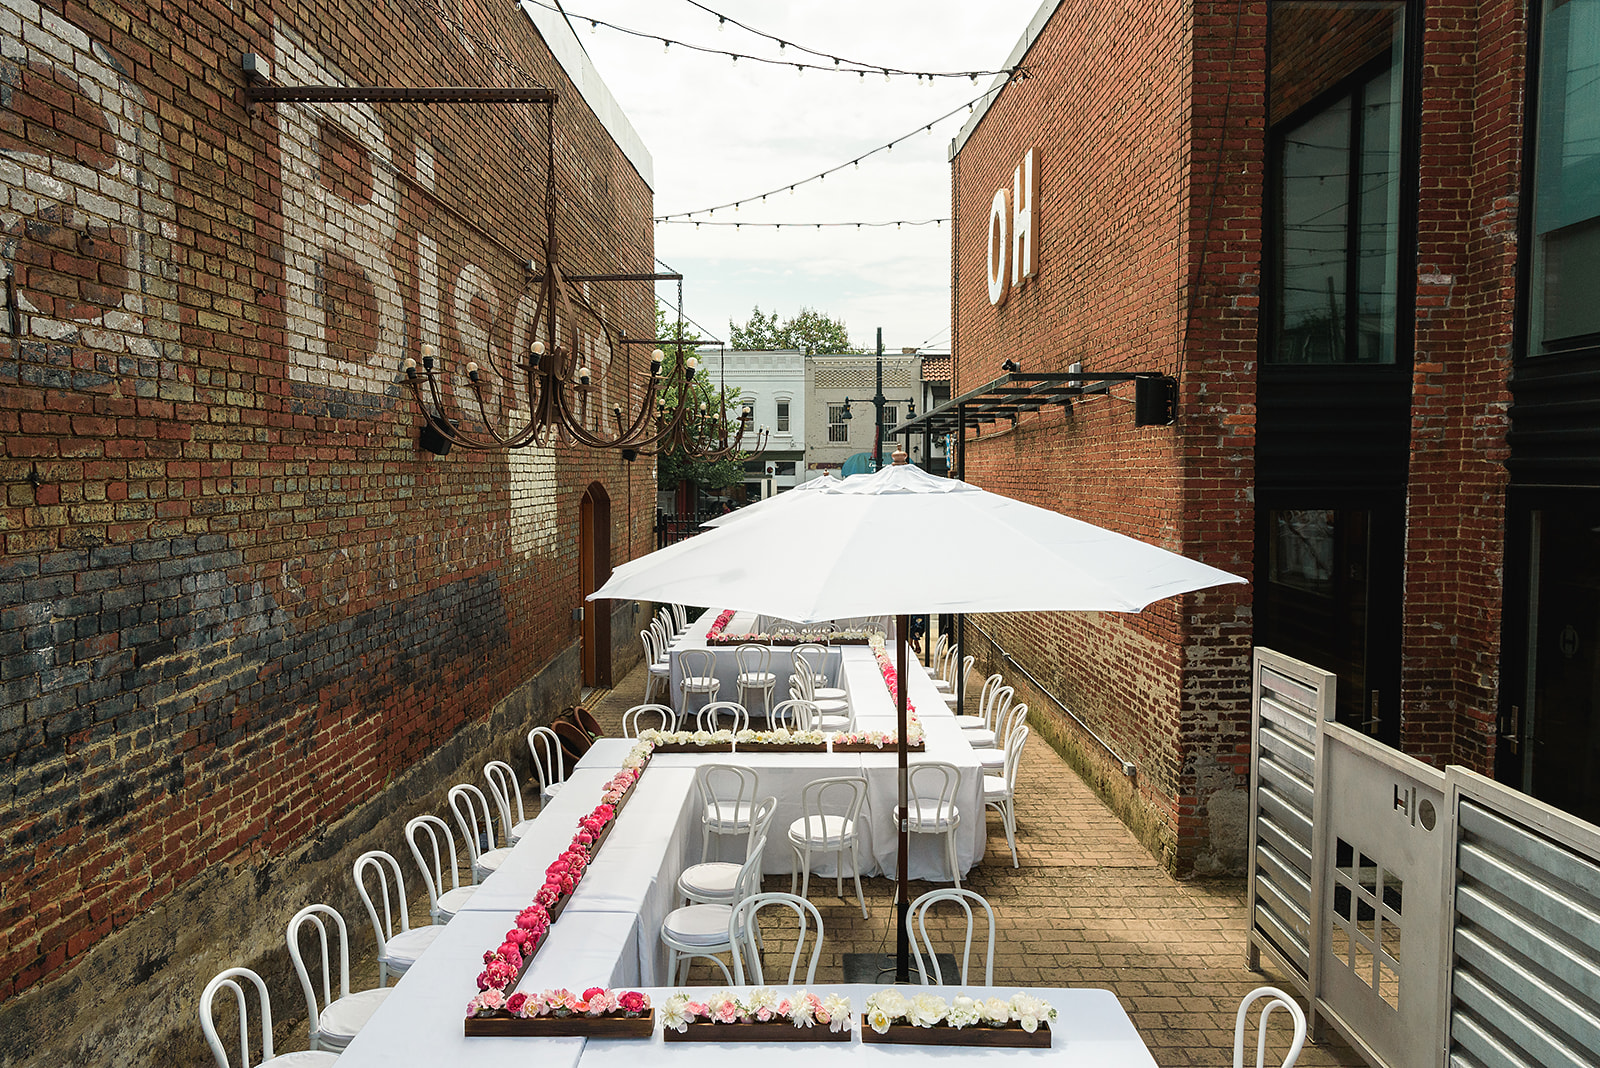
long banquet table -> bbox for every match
[343,983,1157,1067]
[332,611,1001,1065]
[666,610,842,716]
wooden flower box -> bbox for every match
[465,1009,655,1038]
[663,1019,851,1042]
[830,741,926,753]
[651,742,735,753]
[860,1020,1051,1048]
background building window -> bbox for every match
[828,404,850,442]
[776,399,790,431]
[1529,0,1600,356]
[1268,1,1407,364]
[740,396,756,429]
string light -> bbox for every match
[521,0,1020,81]
[656,218,949,229]
[653,85,1002,221]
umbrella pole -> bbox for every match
[895,612,911,983]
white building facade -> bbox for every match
[693,348,808,497]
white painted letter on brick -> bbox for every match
[987,187,1009,306]
[1012,148,1036,287]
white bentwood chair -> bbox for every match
[1233,987,1308,1068]
[622,702,676,737]
[696,762,760,861]
[640,629,671,705]
[963,683,1013,749]
[448,783,511,883]
[286,904,391,1053]
[405,814,476,922]
[734,643,777,717]
[788,775,869,918]
[660,835,767,984]
[984,725,1031,867]
[677,648,721,718]
[353,850,440,986]
[908,887,996,986]
[679,796,777,905]
[956,673,1003,729]
[769,697,819,731]
[729,891,825,986]
[792,643,847,701]
[200,966,339,1068]
[696,700,749,734]
[977,702,1028,772]
[483,759,535,843]
[897,761,963,888]
[525,725,567,803]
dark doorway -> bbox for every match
[1255,503,1403,744]
[1501,495,1600,826]
[580,482,612,688]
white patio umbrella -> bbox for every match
[700,470,847,528]
[589,454,1245,977]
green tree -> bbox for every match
[654,305,748,491]
[729,305,858,355]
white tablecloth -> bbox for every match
[330,908,636,1067]
[579,986,1156,1068]
[459,769,617,913]
[668,609,841,718]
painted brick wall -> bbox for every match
[0,0,656,1054]
[950,0,1524,874]
[949,0,1264,875]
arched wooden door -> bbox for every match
[579,482,612,688]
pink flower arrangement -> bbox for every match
[705,608,737,641]
[658,989,852,1032]
[468,987,652,1019]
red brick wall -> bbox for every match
[0,0,654,1011]
[950,0,1265,874]
[1399,0,1522,767]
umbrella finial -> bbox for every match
[891,448,909,465]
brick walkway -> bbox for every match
[587,660,1365,1068]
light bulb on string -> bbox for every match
[662,39,669,53]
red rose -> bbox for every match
[583,987,605,1001]
[506,993,528,1015]
[618,991,646,1014]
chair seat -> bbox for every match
[983,775,1010,802]
[703,799,753,830]
[896,800,960,829]
[317,988,392,1047]
[381,925,440,970]
[650,662,671,676]
[963,729,997,748]
[737,671,776,686]
[474,846,511,879]
[788,814,855,847]
[264,1053,340,1068]
[814,686,847,702]
[662,903,734,945]
[437,884,477,919]
[931,679,951,691]
[682,676,719,691]
[976,748,1005,771]
[952,714,985,728]
[941,691,961,704]
[678,860,740,899]
[817,715,852,732]
[813,697,850,715]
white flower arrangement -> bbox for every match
[862,989,1058,1033]
[659,989,852,1033]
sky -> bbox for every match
[536,0,1045,353]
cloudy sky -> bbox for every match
[535,0,1044,352]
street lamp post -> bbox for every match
[843,327,915,472]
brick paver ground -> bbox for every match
[586,659,1365,1068]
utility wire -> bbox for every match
[521,0,1020,81]
[659,218,946,229]
[653,85,1004,220]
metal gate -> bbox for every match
[1248,648,1600,1068]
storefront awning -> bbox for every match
[888,370,1176,437]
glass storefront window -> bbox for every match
[1529,0,1600,356]
[1268,1,1408,364]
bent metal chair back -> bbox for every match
[286,903,390,1053]
[695,762,759,861]
[483,759,533,844]
[729,891,825,986]
[525,725,567,803]
[677,648,721,718]
[1234,987,1308,1068]
[405,813,476,923]
[623,703,676,737]
[984,725,1031,867]
[200,965,339,1068]
[448,782,510,883]
[641,629,670,704]
[769,697,819,732]
[908,887,996,986]
[696,700,749,735]
[678,795,777,906]
[734,643,777,717]
[353,849,439,986]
